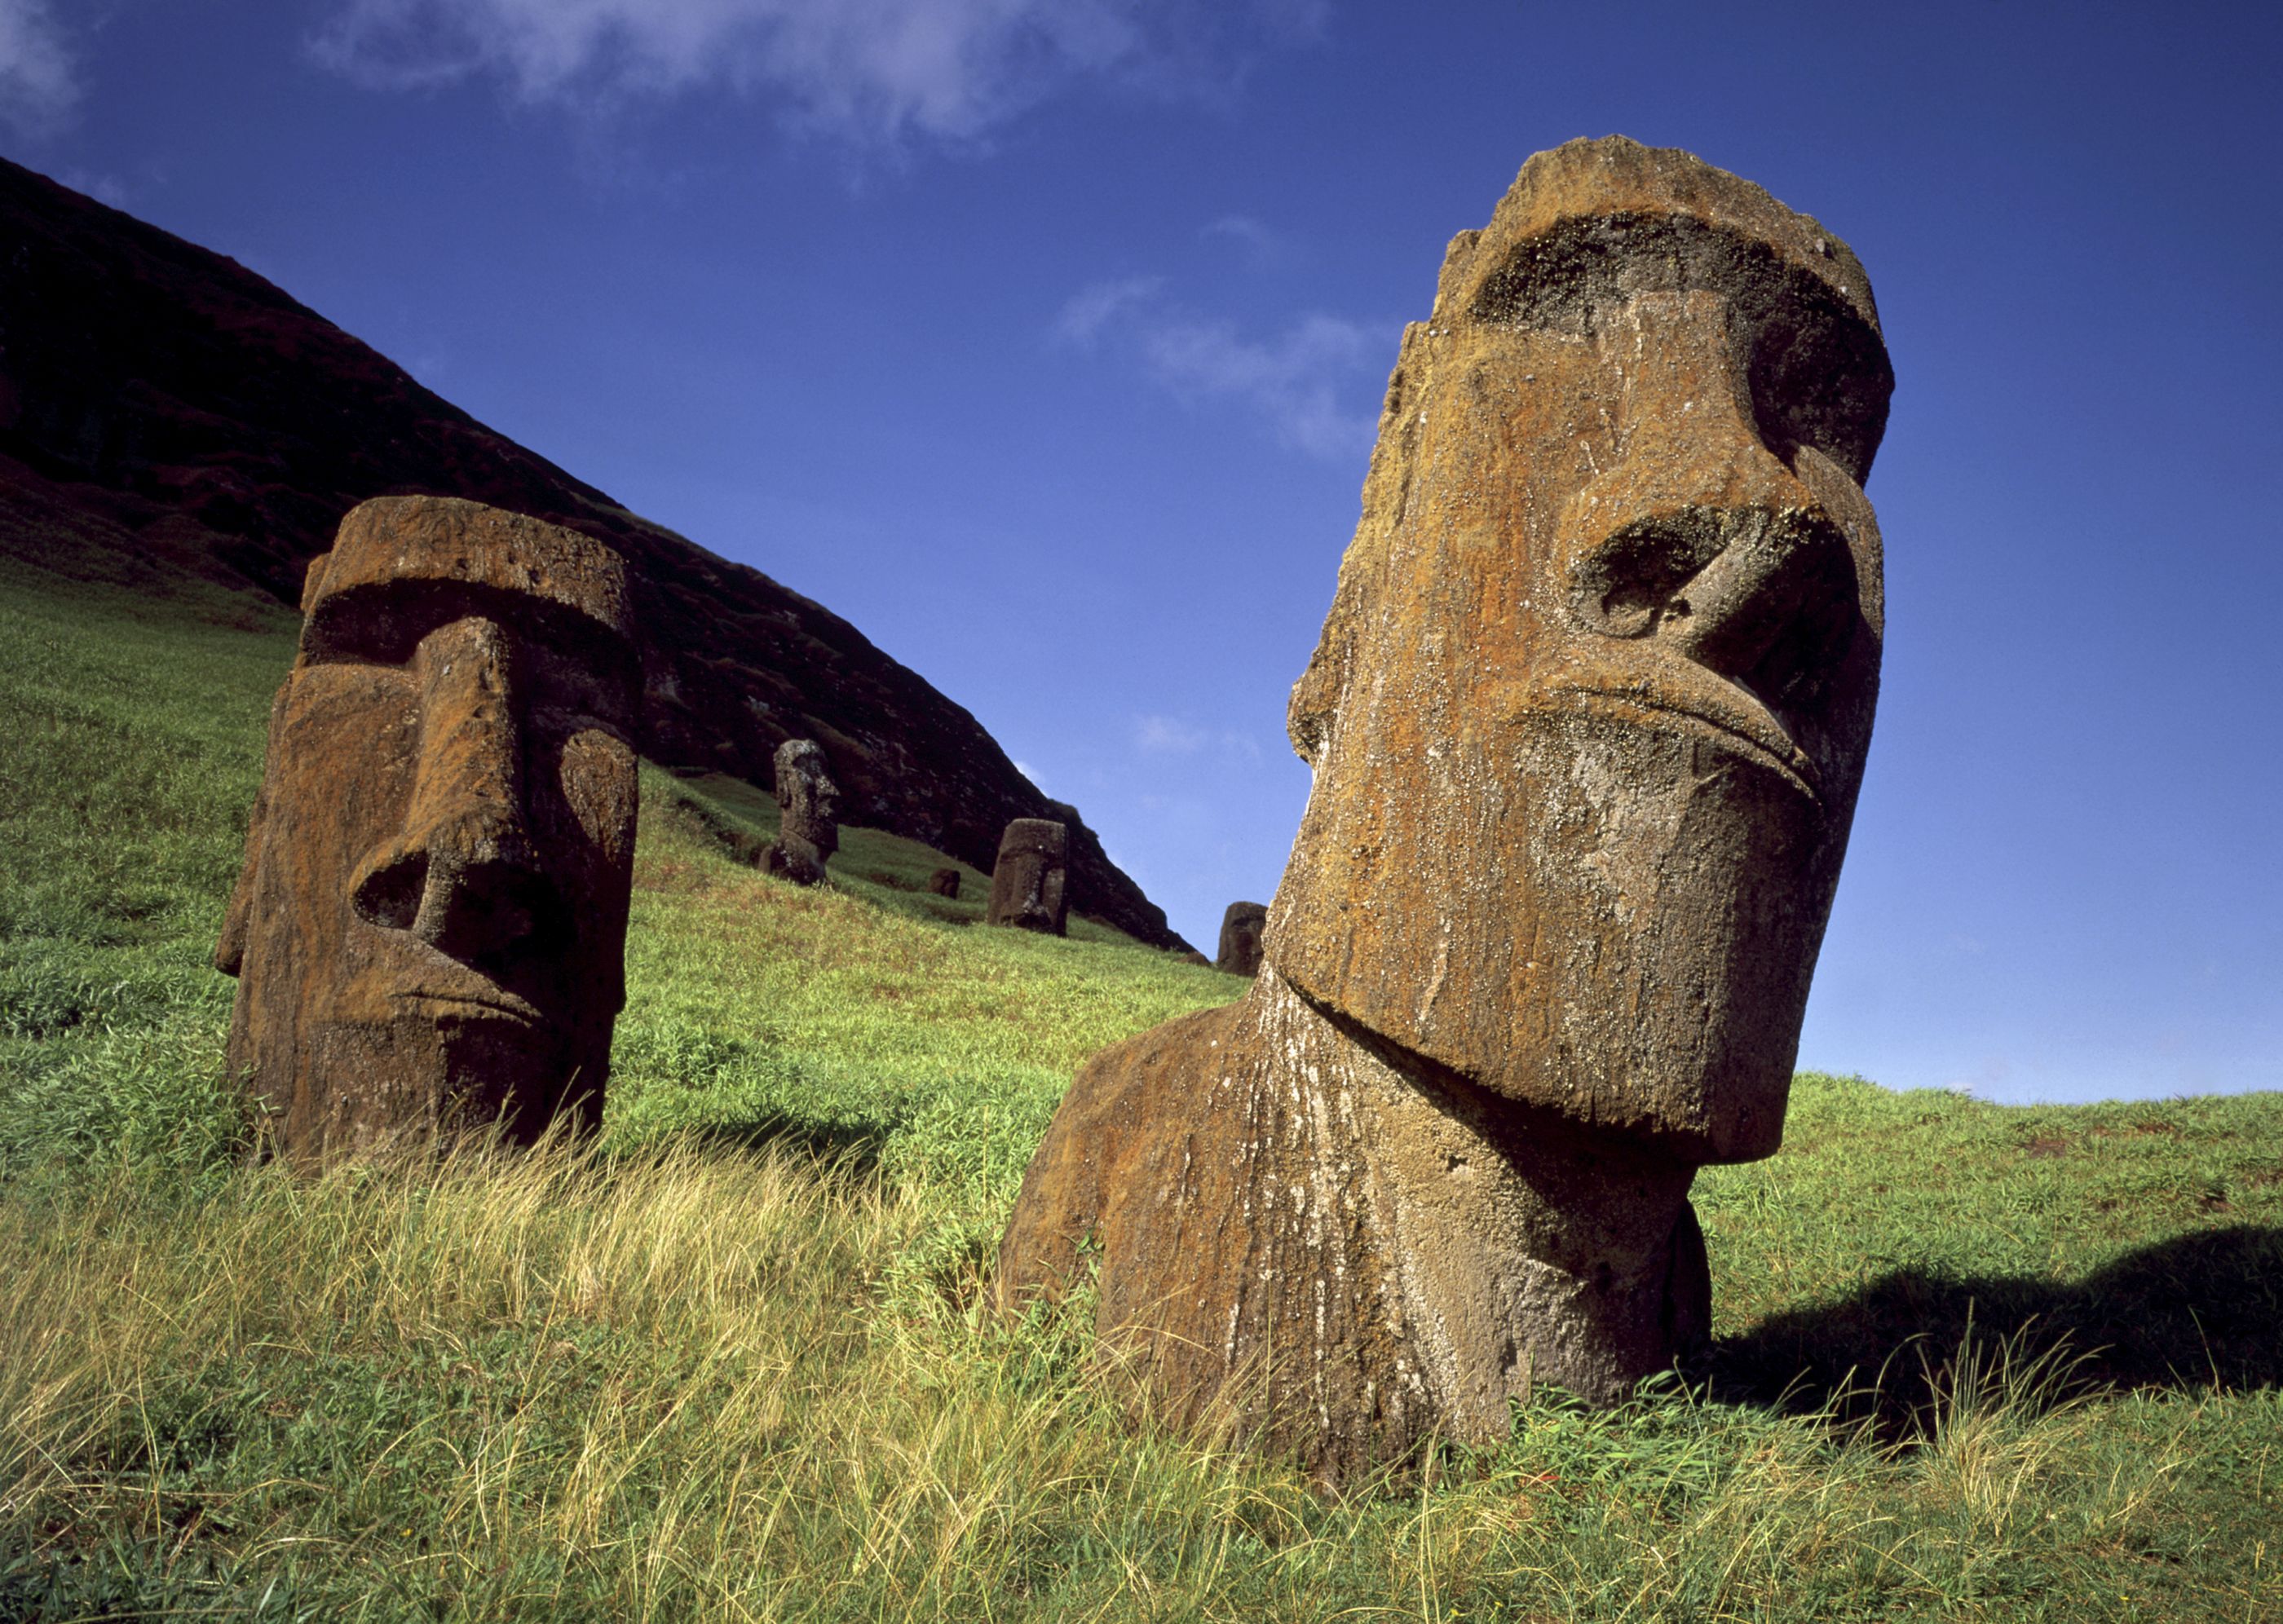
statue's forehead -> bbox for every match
[303,496,634,642]
[1434,137,1881,342]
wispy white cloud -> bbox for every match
[1137,713,1207,753]
[310,0,1320,148]
[1055,275,1163,347]
[1141,310,1380,458]
[59,168,130,207]
[1060,272,1385,459]
[0,0,77,137]
[1202,212,1282,267]
[1136,714,1265,760]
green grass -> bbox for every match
[2,555,2280,1621]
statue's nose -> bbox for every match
[1562,292,1858,706]
[351,616,555,960]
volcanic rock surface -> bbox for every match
[218,496,643,1165]
[999,135,1892,1483]
[985,818,1070,936]
[0,157,1184,949]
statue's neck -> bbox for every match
[1239,968,1704,1415]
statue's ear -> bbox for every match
[213,793,262,977]
[215,686,290,977]
[1287,319,1442,767]
[1286,605,1350,766]
[299,551,333,614]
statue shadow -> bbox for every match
[667,1111,893,1176]
[1704,1225,2283,1432]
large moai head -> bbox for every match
[986,818,1069,935]
[1215,902,1269,977]
[214,496,642,1165]
[1273,137,1891,1166]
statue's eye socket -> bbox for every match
[298,599,404,667]
[299,585,631,722]
[1746,311,1890,483]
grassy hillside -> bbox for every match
[2,558,2280,1622]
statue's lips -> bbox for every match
[1524,654,1822,806]
[386,977,545,1026]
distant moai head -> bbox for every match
[986,819,1069,935]
[214,496,642,1165]
[1215,902,1269,977]
[773,738,839,861]
[1274,136,1892,1166]
[927,867,962,898]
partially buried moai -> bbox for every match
[985,819,1068,935]
[1214,902,1268,977]
[215,496,643,1167]
[997,137,1892,1484]
[764,738,839,885]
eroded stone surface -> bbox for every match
[998,136,1890,1482]
[1214,902,1269,977]
[986,819,1068,935]
[764,738,839,885]
[215,495,642,1167]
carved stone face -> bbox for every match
[773,738,840,861]
[1216,902,1268,977]
[216,496,641,1163]
[986,818,1069,936]
[1272,139,1892,1164]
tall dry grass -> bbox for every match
[2,1135,2229,1622]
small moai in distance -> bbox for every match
[985,819,1068,935]
[997,137,1892,1485]
[1214,902,1268,976]
[763,738,839,885]
[927,867,962,898]
[214,496,643,1167]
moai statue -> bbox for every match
[1214,902,1269,977]
[214,496,643,1167]
[997,138,1892,1484]
[927,867,962,898]
[985,819,1069,935]
[764,738,839,885]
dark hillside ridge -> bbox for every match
[0,158,1186,950]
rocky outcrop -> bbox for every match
[0,157,1186,950]
[999,136,1892,1483]
[216,496,643,1166]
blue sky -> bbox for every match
[5,0,2277,1102]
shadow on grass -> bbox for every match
[1710,1224,2283,1427]
[660,1111,895,1177]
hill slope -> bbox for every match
[0,157,1186,948]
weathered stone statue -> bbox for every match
[985,819,1069,935]
[997,137,1891,1484]
[215,496,643,1167]
[927,867,962,898]
[763,738,839,885]
[1214,902,1269,976]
